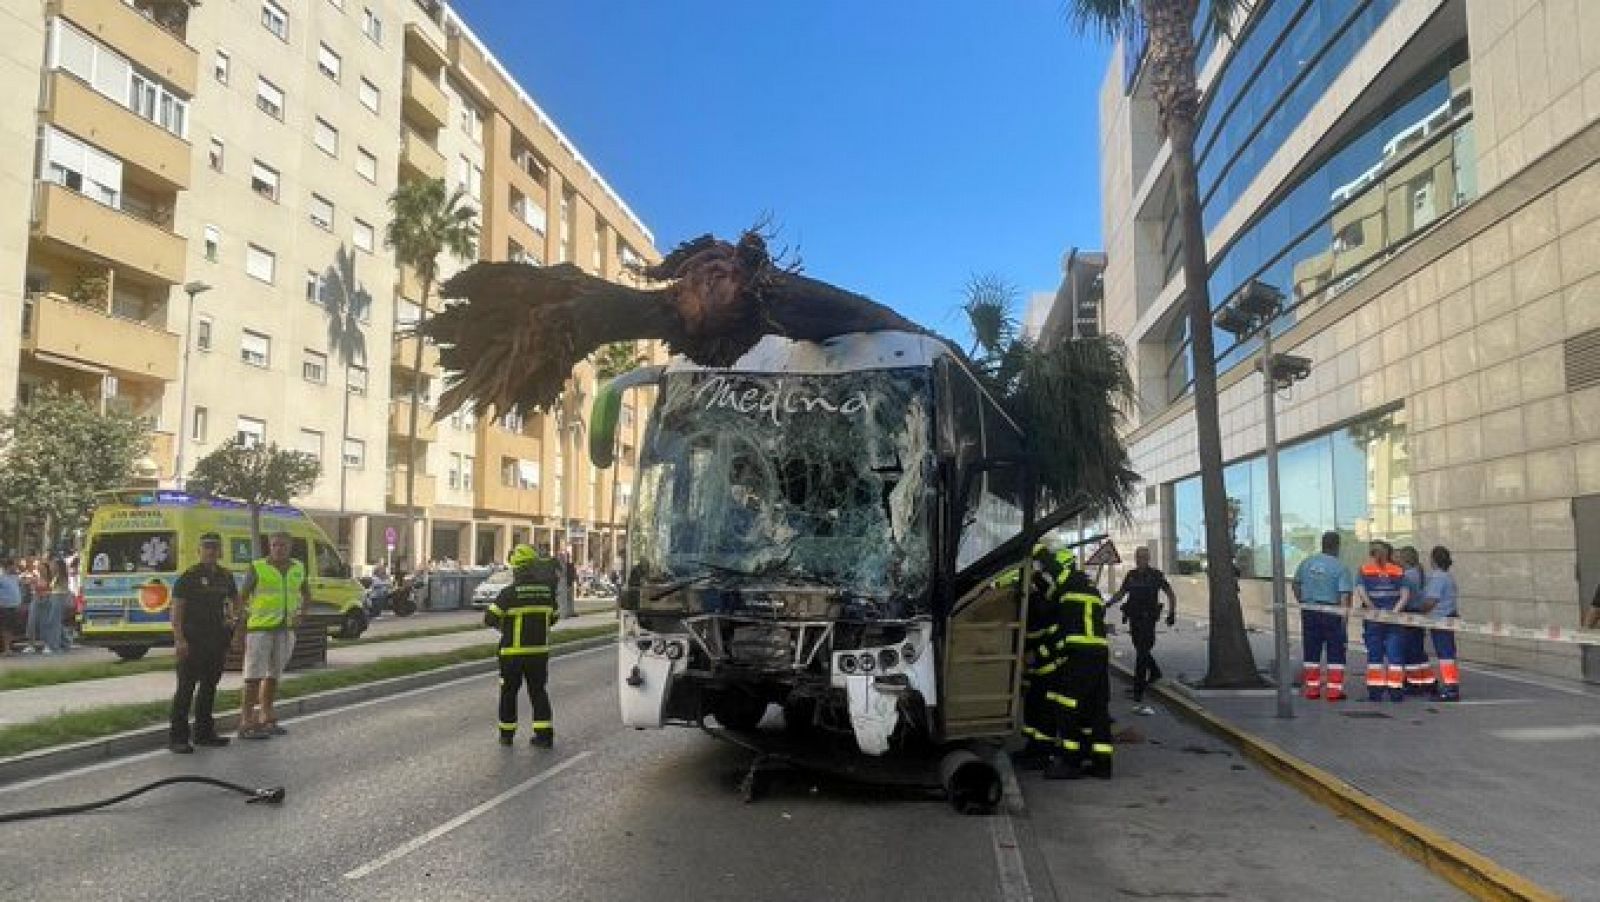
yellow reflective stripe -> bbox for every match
[1030,660,1062,676]
[1062,592,1103,606]
[504,605,554,615]
[1025,623,1060,640]
[487,603,504,615]
[1061,739,1081,751]
[499,646,549,656]
[497,721,517,731]
[1091,743,1114,755]
[531,720,552,730]
[1022,726,1049,741]
[1046,692,1077,709]
[1063,636,1109,646]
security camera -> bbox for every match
[1265,353,1312,386]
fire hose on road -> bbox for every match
[0,775,285,823]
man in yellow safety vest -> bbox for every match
[237,531,311,740]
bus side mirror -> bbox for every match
[589,365,667,469]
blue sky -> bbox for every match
[450,0,1114,338]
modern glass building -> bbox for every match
[1092,0,1600,680]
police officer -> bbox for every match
[1109,546,1177,706]
[487,544,561,747]
[168,532,238,753]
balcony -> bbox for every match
[392,334,440,377]
[45,73,189,191]
[404,21,449,70]
[389,399,438,443]
[387,467,436,510]
[22,292,179,382]
[32,182,186,285]
[399,129,446,183]
[402,62,448,130]
[50,0,197,96]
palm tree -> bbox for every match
[385,177,478,567]
[960,276,1138,518]
[1067,0,1260,686]
[318,245,371,517]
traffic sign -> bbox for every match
[1084,540,1121,566]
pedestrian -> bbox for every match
[21,557,46,653]
[1291,531,1353,701]
[487,544,561,747]
[0,558,23,655]
[558,551,578,619]
[1396,546,1433,695]
[26,556,68,654]
[1418,546,1461,701]
[1356,540,1410,702]
[237,531,310,739]
[168,532,238,753]
[1108,546,1176,710]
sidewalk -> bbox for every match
[0,607,618,728]
[1116,620,1600,900]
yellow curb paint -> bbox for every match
[1110,660,1559,902]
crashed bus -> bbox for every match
[589,330,1059,800]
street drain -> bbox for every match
[1340,711,1392,719]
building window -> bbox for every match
[463,456,474,491]
[214,49,230,84]
[459,104,483,143]
[245,244,276,283]
[448,452,462,490]
[203,225,220,262]
[359,78,380,113]
[128,70,187,138]
[501,411,524,433]
[316,43,341,82]
[309,194,334,231]
[347,365,367,395]
[236,416,266,448]
[51,21,187,138]
[249,160,280,201]
[304,270,321,303]
[195,316,213,352]
[207,136,224,172]
[240,330,271,368]
[261,0,288,40]
[298,429,323,463]
[361,7,382,43]
[353,218,374,253]
[313,117,339,157]
[500,456,516,487]
[255,77,284,120]
[191,406,208,443]
[303,349,327,384]
[356,147,376,183]
[42,127,120,208]
[343,438,365,469]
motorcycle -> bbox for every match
[360,574,418,619]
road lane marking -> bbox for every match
[1488,724,1600,742]
[0,644,614,796]
[342,750,593,880]
[1465,664,1600,699]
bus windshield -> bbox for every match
[629,368,935,609]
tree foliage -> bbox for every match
[960,275,1138,517]
[187,439,320,549]
[593,341,646,381]
[0,386,150,541]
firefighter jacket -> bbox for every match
[485,561,560,657]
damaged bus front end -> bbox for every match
[593,331,1033,760]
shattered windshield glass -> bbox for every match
[630,368,934,608]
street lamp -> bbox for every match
[173,280,212,490]
[1215,279,1310,720]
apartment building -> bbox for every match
[1085,0,1600,680]
[6,0,660,569]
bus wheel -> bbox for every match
[113,645,150,661]
[711,691,768,731]
[336,611,367,640]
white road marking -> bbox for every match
[1465,664,1600,699]
[990,756,1035,902]
[1446,698,1534,707]
[0,643,615,796]
[1488,724,1600,742]
[342,750,593,880]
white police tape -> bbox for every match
[1284,601,1600,647]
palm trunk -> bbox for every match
[404,278,428,571]
[1145,0,1262,687]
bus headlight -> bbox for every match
[665,641,685,660]
[857,653,876,673]
[879,648,899,671]
[838,654,859,675]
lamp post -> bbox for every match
[1215,280,1311,719]
[173,280,212,489]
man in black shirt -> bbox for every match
[1109,546,1177,706]
[169,532,239,753]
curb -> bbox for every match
[0,635,614,788]
[1108,658,1560,902]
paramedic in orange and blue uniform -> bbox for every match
[1356,541,1411,703]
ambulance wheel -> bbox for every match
[336,610,367,640]
[114,645,150,661]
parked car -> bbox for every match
[470,569,512,609]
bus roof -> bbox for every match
[663,331,956,377]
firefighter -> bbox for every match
[1045,548,1113,781]
[486,544,561,746]
[1009,543,1075,770]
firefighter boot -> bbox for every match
[1042,755,1082,781]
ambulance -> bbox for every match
[78,490,367,659]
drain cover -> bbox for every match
[1340,710,1392,719]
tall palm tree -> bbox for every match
[1068,0,1259,686]
[319,245,371,517]
[385,178,478,568]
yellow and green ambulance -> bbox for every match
[78,490,367,660]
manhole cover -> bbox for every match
[1339,711,1392,719]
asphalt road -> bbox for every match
[0,645,1457,901]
